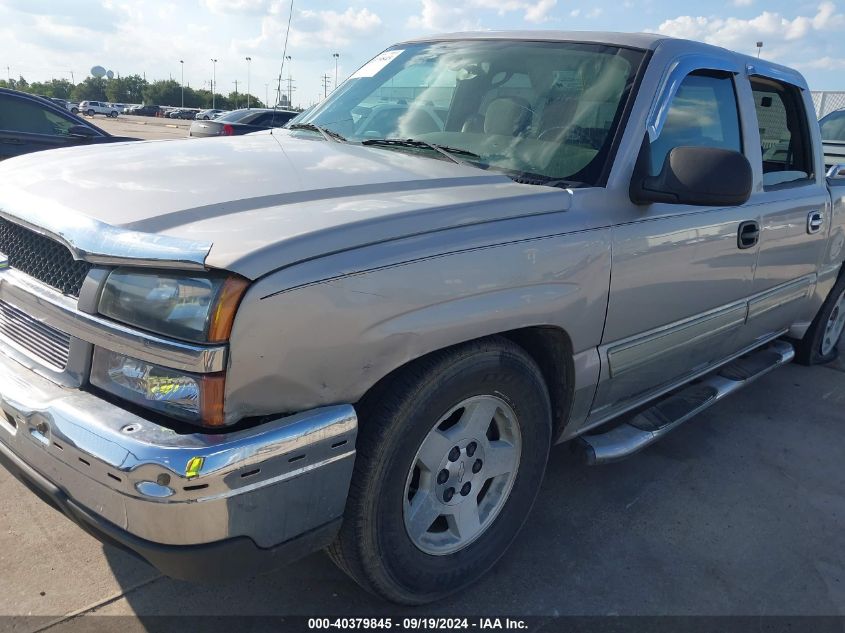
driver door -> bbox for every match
[589,68,760,423]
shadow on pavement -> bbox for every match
[91,363,845,619]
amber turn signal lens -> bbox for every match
[199,373,227,427]
[207,276,250,343]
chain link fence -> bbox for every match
[811,91,845,119]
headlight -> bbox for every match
[98,269,248,342]
[90,348,225,425]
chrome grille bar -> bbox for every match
[0,300,70,370]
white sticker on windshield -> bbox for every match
[351,50,403,79]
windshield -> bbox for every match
[298,40,644,185]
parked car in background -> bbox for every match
[195,109,225,120]
[1,33,845,606]
[127,104,162,117]
[168,108,200,119]
[78,101,119,118]
[819,108,845,169]
[66,101,80,114]
[0,88,136,160]
[188,108,299,137]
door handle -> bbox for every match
[738,220,760,250]
[807,210,824,234]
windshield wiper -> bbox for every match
[287,123,346,143]
[505,171,583,189]
[361,138,480,165]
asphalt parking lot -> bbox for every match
[1,351,843,629]
[86,114,192,140]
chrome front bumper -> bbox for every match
[0,349,357,551]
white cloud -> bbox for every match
[794,56,845,70]
[407,0,557,30]
[237,6,382,53]
[655,2,844,52]
[733,0,754,6]
[202,0,276,15]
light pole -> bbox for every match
[233,80,238,109]
[179,60,184,108]
[333,53,339,90]
[265,83,269,107]
[756,41,763,58]
[210,58,217,109]
[245,56,251,108]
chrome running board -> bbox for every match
[577,340,795,465]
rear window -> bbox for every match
[750,77,814,188]
[216,109,261,123]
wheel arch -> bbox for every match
[355,326,575,442]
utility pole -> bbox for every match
[210,58,218,109]
[756,41,763,58]
[179,60,184,108]
[321,74,331,99]
[233,80,238,109]
[265,83,269,107]
[333,53,340,90]
[287,76,294,107]
[6,65,10,84]
[245,56,251,108]
[285,55,292,105]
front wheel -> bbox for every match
[795,274,845,365]
[86,109,94,116]
[328,337,552,604]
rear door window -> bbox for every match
[750,77,814,187]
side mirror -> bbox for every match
[630,145,752,207]
[826,164,845,178]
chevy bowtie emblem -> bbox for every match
[0,251,8,270]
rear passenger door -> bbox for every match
[743,74,829,343]
[590,67,760,422]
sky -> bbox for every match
[2,0,845,108]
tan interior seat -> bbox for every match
[483,97,533,136]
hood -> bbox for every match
[0,131,570,279]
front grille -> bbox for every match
[0,218,92,296]
[0,300,71,370]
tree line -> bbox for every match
[0,75,274,110]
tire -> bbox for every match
[71,107,78,114]
[109,111,118,118]
[86,109,94,116]
[795,273,845,365]
[328,337,552,604]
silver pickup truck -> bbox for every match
[1,31,844,604]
